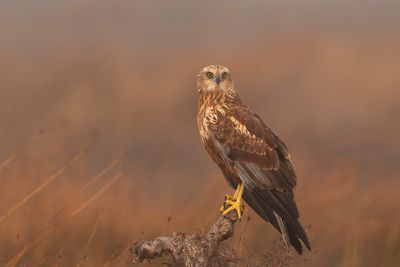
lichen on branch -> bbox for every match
[130,211,239,267]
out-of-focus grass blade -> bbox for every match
[76,218,101,267]
[0,129,45,174]
[77,159,119,196]
[69,171,123,218]
[0,153,17,173]
[0,151,84,224]
[49,159,119,222]
[4,227,54,267]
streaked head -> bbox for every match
[196,65,234,94]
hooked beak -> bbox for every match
[214,75,221,85]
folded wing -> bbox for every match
[210,106,311,254]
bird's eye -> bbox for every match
[222,72,228,79]
[206,71,214,79]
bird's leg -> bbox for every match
[219,184,241,212]
[223,183,241,202]
[220,183,245,220]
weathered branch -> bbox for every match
[130,211,239,267]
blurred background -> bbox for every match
[0,0,399,266]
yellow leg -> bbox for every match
[233,183,242,199]
[222,183,241,202]
[220,185,240,212]
[220,183,244,219]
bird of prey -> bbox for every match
[196,65,311,254]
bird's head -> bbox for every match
[196,65,235,95]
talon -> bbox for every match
[224,194,235,201]
[220,204,225,212]
[221,195,235,212]
[220,183,245,220]
[222,200,243,219]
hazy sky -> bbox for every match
[1,0,399,53]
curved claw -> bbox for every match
[221,194,235,212]
[220,183,245,220]
[221,199,244,219]
[224,194,235,201]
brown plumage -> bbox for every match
[196,65,311,254]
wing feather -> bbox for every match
[210,106,296,192]
[209,104,310,253]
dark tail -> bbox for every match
[243,188,311,254]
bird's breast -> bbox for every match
[197,104,228,142]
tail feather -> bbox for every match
[273,211,290,248]
[288,225,305,254]
[243,188,311,254]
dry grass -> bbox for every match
[0,151,83,224]
[0,2,400,266]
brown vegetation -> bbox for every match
[131,211,239,266]
[0,1,400,266]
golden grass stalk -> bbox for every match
[0,152,83,224]
[69,171,123,218]
[2,163,121,267]
[102,248,120,267]
[103,243,130,267]
[0,152,17,173]
[4,227,55,267]
[76,218,101,267]
[48,159,119,223]
[0,129,44,174]
[77,159,119,196]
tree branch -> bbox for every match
[130,211,239,267]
